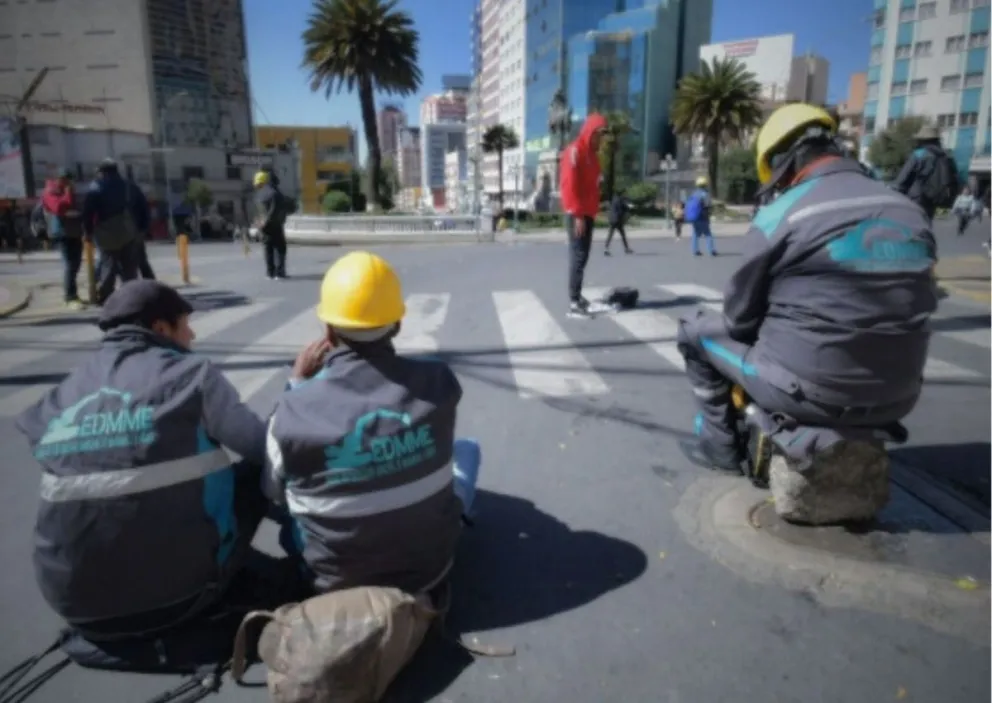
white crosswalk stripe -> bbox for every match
[492,289,610,398]
[0,299,279,418]
[0,284,986,414]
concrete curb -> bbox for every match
[287,232,496,246]
[0,275,201,320]
[0,282,31,318]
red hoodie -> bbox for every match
[559,113,607,218]
[41,179,74,217]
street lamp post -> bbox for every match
[662,153,675,230]
[510,164,520,231]
[159,90,188,238]
[547,90,573,196]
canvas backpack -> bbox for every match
[919,147,960,209]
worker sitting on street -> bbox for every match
[676,102,937,473]
[15,280,299,670]
[263,250,475,597]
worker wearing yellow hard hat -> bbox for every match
[262,251,474,596]
[675,101,937,479]
[684,175,717,256]
[252,168,291,280]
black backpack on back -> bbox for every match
[920,148,959,209]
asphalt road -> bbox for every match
[0,223,988,703]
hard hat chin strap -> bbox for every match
[757,125,840,202]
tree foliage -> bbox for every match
[482,124,520,207]
[321,190,352,213]
[598,111,635,203]
[671,57,764,193]
[625,181,659,211]
[302,0,421,210]
[718,145,759,204]
[867,116,929,180]
[186,178,213,208]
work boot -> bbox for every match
[567,298,592,319]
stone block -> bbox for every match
[769,440,891,525]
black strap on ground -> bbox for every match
[0,636,67,703]
[142,664,226,703]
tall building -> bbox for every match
[420,89,469,125]
[420,122,466,209]
[497,0,527,202]
[838,72,869,140]
[479,0,501,195]
[789,53,831,105]
[0,0,252,204]
[864,0,990,187]
[255,125,358,214]
[396,126,422,189]
[377,105,406,161]
[527,0,711,183]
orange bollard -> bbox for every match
[83,239,97,303]
[177,233,190,284]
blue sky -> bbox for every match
[245,0,871,159]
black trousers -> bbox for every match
[263,232,287,277]
[96,240,140,305]
[604,222,628,250]
[136,238,156,279]
[59,237,83,301]
[566,215,593,303]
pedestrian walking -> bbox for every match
[685,176,717,257]
[891,124,959,222]
[604,191,632,255]
[128,171,156,280]
[252,170,290,280]
[81,159,148,305]
[672,200,684,238]
[952,187,976,235]
[41,168,85,309]
[559,113,607,318]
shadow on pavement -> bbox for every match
[890,442,992,507]
[390,489,648,701]
[929,314,992,333]
[185,290,253,311]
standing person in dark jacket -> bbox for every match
[677,103,937,472]
[263,251,474,595]
[15,280,294,643]
[253,170,289,280]
[891,124,958,221]
[81,159,149,304]
[604,191,632,255]
[41,168,86,309]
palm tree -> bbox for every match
[302,0,421,211]
[481,124,520,209]
[598,111,635,203]
[670,57,763,193]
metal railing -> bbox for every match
[285,214,495,241]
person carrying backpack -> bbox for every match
[253,170,290,280]
[892,124,959,222]
[684,176,717,257]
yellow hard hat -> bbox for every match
[316,251,406,329]
[755,103,837,185]
[695,176,708,187]
[253,170,270,187]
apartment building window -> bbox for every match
[894,44,912,58]
[914,40,932,56]
[964,72,986,87]
[864,117,876,132]
[917,1,937,16]
[870,47,883,64]
[181,166,205,181]
[899,7,916,20]
[910,78,928,93]
[941,74,962,90]
[867,83,880,100]
[225,166,240,180]
[937,114,956,128]
[873,8,886,28]
[975,0,991,7]
[969,31,989,48]
[959,112,979,126]
[951,0,969,10]
[946,35,966,52]
[891,81,908,95]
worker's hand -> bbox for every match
[573,216,585,238]
[291,338,331,382]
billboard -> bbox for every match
[700,34,795,102]
[0,116,26,198]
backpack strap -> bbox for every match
[0,634,69,703]
[229,609,279,683]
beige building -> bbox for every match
[444,149,468,212]
[377,105,406,161]
[396,126,422,189]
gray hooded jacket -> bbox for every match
[724,158,938,408]
[17,326,266,624]
[265,345,463,595]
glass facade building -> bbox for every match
[524,0,712,181]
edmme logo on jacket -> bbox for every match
[35,387,157,459]
[320,409,437,487]
[827,218,931,273]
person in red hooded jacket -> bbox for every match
[41,168,85,309]
[559,113,607,318]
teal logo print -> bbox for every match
[35,387,157,460]
[827,218,931,273]
[321,409,436,487]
